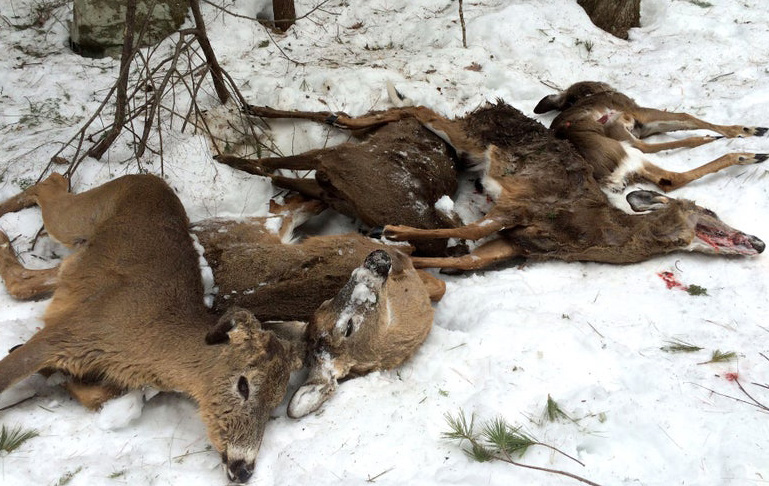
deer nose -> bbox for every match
[226,458,254,483]
[749,235,765,253]
[363,250,391,278]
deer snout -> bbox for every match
[226,458,254,483]
[363,249,392,278]
[748,235,765,253]
[222,448,256,483]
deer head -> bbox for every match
[201,307,302,483]
[287,249,433,418]
[533,81,614,114]
[626,190,765,255]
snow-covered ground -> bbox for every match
[1,0,768,485]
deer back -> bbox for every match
[192,218,396,321]
[315,118,458,254]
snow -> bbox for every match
[1,0,769,485]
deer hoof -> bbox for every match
[755,153,768,163]
[754,127,768,137]
[367,226,384,239]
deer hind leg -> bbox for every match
[601,114,720,154]
[216,154,325,199]
[638,153,768,192]
[410,238,520,270]
[247,105,426,131]
[0,333,52,394]
[633,108,767,139]
[0,231,58,300]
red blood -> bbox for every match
[598,113,610,124]
[725,372,739,381]
[657,271,688,291]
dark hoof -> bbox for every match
[367,226,384,239]
[749,235,765,254]
[755,154,769,163]
[754,127,768,137]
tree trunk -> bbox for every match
[577,0,640,40]
[273,0,296,32]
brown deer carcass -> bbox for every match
[191,203,442,417]
[0,173,304,483]
[286,99,764,270]
[217,105,460,255]
[534,81,768,192]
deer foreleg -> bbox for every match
[410,239,520,270]
[384,215,506,241]
[633,108,767,139]
[0,231,58,300]
[638,153,768,192]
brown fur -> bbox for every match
[219,111,460,255]
[0,174,302,483]
[304,101,765,270]
[191,211,441,417]
[535,81,768,191]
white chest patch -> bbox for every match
[604,142,646,193]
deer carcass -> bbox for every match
[218,105,460,255]
[534,81,768,191]
[320,100,766,269]
[191,202,442,417]
[0,173,304,483]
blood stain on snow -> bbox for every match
[657,271,688,291]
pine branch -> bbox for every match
[443,411,601,485]
[697,350,737,365]
[0,424,39,453]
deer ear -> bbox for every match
[626,190,672,212]
[533,93,563,114]
[206,307,262,345]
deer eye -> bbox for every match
[237,376,249,400]
[344,319,354,338]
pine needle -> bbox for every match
[544,394,575,423]
[660,338,703,353]
[442,410,476,442]
[698,350,737,365]
[482,417,535,457]
[0,424,39,453]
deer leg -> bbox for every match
[630,136,721,154]
[216,155,325,199]
[638,153,768,192]
[416,270,446,302]
[0,334,52,394]
[633,108,767,138]
[0,190,39,219]
[217,153,320,172]
[384,214,506,241]
[247,105,424,130]
[64,380,123,410]
[0,231,58,300]
[410,238,520,270]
